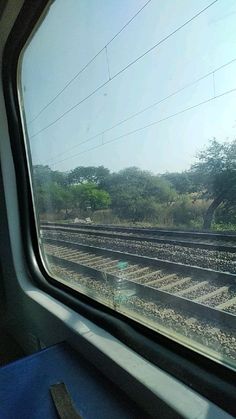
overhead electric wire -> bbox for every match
[28,0,152,124]
[46,56,236,165]
[50,85,236,167]
[29,0,219,140]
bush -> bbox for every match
[215,203,236,225]
[92,209,120,224]
[211,222,236,232]
[92,198,210,229]
[171,196,209,227]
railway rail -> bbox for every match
[41,223,236,252]
[44,237,236,327]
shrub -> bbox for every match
[171,196,209,227]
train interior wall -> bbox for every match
[0,0,65,363]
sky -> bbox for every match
[20,0,236,175]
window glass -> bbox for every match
[19,0,236,369]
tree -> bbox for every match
[68,166,110,185]
[190,139,236,229]
[104,167,176,221]
[33,165,68,187]
[36,182,72,214]
[70,183,111,212]
[215,201,236,226]
[162,171,196,194]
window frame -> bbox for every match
[2,0,236,415]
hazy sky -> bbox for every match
[20,0,236,174]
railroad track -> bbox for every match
[44,237,236,326]
[41,223,236,252]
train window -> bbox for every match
[19,0,236,370]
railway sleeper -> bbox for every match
[51,248,80,257]
[216,296,236,310]
[128,267,151,278]
[70,255,103,264]
[90,259,117,269]
[176,281,209,296]
[137,270,163,282]
[194,286,229,303]
[158,277,192,292]
[145,274,176,287]
[80,256,109,267]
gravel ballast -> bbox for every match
[42,230,236,274]
[49,261,236,365]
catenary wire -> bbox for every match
[46,56,236,165]
[50,86,236,167]
[28,0,152,124]
[29,0,219,139]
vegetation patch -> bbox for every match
[34,139,236,231]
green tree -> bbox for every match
[104,167,176,221]
[70,183,111,212]
[68,166,110,185]
[33,165,68,187]
[37,182,72,214]
[162,171,196,194]
[215,201,236,226]
[190,139,236,229]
